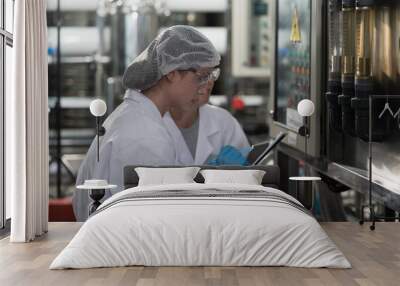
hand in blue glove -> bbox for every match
[239,146,253,158]
[206,154,219,166]
[212,145,249,166]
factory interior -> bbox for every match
[1,0,400,285]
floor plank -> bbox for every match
[0,222,399,286]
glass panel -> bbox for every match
[5,0,14,33]
[327,0,342,82]
[0,0,3,30]
[5,44,12,220]
[248,0,271,68]
[275,0,311,127]
[0,38,3,227]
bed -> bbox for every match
[50,165,350,269]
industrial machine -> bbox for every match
[231,0,272,78]
[326,0,400,184]
[229,0,274,142]
[269,0,322,157]
[47,0,229,196]
[268,0,400,219]
[47,0,160,196]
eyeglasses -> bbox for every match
[184,67,220,85]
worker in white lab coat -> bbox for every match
[163,78,250,165]
[73,25,221,221]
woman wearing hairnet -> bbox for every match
[74,25,221,221]
[163,74,251,165]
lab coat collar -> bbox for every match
[163,112,194,164]
[164,104,220,165]
[124,89,163,121]
[195,104,220,164]
[199,104,219,136]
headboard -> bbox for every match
[124,165,280,189]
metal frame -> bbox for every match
[277,142,400,212]
[47,0,64,197]
[268,0,325,157]
[359,94,400,231]
[1,0,14,230]
[0,0,4,229]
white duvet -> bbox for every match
[50,183,351,269]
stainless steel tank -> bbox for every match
[351,0,399,141]
[338,0,356,136]
[96,0,160,112]
[326,0,343,131]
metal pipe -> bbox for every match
[304,116,309,177]
[368,95,372,208]
[96,116,100,162]
[56,0,62,197]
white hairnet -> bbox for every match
[122,25,221,91]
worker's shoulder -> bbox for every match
[106,102,162,128]
[202,104,234,119]
[201,104,239,125]
[103,118,168,149]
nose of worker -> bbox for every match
[196,77,214,98]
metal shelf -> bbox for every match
[48,55,110,64]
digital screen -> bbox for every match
[253,2,268,16]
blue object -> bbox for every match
[239,146,253,158]
[206,145,249,166]
[48,47,56,56]
[206,156,219,165]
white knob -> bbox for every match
[297,99,315,117]
[90,99,107,117]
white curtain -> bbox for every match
[6,0,49,242]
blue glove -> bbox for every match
[206,156,219,166]
[239,146,253,158]
[207,145,249,166]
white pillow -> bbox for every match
[200,169,266,185]
[135,167,201,186]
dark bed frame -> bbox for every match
[124,165,280,189]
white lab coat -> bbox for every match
[73,90,177,221]
[163,104,250,165]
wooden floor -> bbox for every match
[0,222,399,286]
